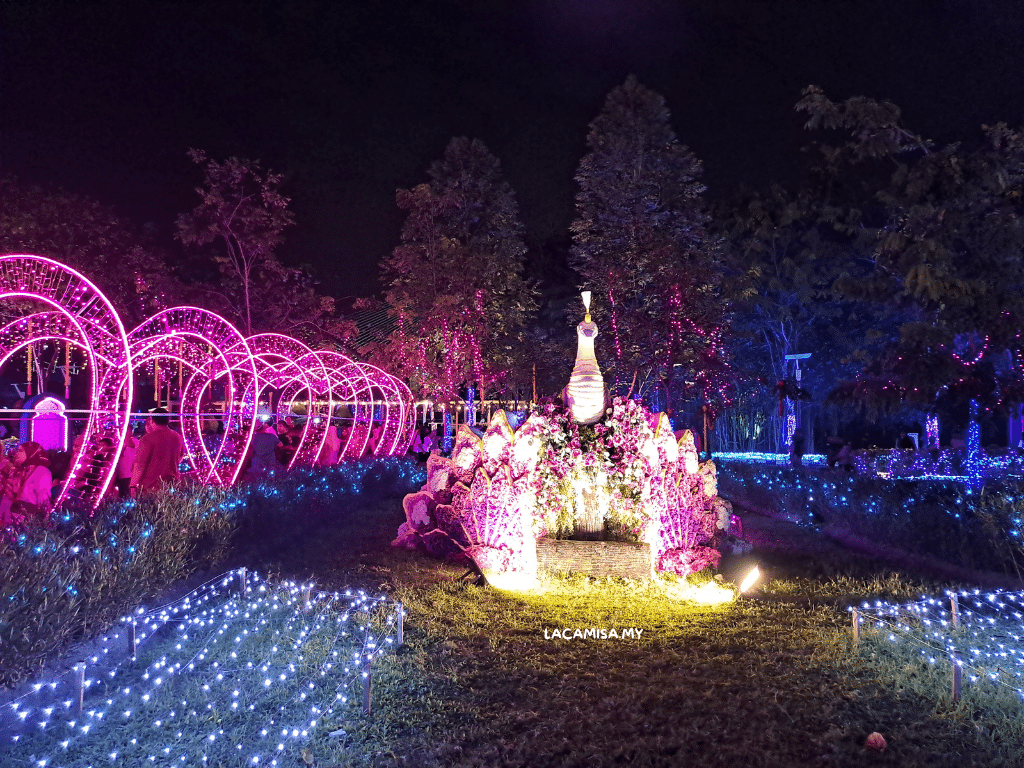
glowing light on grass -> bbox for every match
[739,565,761,594]
[483,569,539,592]
[852,589,1024,712]
[666,580,735,605]
[1,568,403,766]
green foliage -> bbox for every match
[570,76,730,406]
[719,183,897,399]
[0,176,185,327]
[795,87,1024,415]
[0,485,237,686]
[378,137,538,402]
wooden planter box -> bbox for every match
[536,537,653,580]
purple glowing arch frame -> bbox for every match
[118,307,259,485]
[0,255,415,509]
[244,333,332,469]
[0,256,132,508]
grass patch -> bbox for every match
[7,464,1023,766]
[247,494,1022,767]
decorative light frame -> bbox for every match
[0,256,131,508]
[0,255,414,508]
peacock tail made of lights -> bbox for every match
[0,255,414,508]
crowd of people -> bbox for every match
[0,412,447,528]
[0,407,189,527]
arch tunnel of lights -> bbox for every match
[0,255,415,509]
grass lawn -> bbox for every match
[232,488,1020,768]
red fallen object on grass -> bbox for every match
[865,732,887,751]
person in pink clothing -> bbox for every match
[318,421,342,466]
[0,441,53,526]
[130,408,185,496]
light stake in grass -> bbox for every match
[952,654,962,702]
[397,602,404,646]
[362,655,372,716]
[738,565,761,594]
[852,608,860,646]
[73,663,85,717]
[951,593,959,628]
[129,619,136,659]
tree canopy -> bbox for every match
[570,76,731,411]
[377,137,537,402]
[795,87,1024,425]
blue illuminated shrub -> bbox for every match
[717,460,1024,575]
[0,457,425,687]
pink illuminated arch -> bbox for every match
[354,361,415,457]
[244,334,332,468]
[0,256,420,513]
[0,255,131,508]
[119,308,258,485]
[310,350,378,459]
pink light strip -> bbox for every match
[0,255,131,510]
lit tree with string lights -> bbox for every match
[376,137,537,406]
[797,87,1024,437]
[570,76,731,414]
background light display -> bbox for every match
[0,255,414,506]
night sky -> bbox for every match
[2,0,1022,299]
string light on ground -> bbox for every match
[1,570,403,766]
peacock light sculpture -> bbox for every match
[563,291,608,425]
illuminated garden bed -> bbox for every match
[1,571,400,767]
[853,589,1024,722]
[716,460,1024,577]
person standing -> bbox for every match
[318,421,342,466]
[115,431,138,498]
[0,441,52,524]
[246,422,282,479]
[130,408,185,496]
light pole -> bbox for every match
[784,353,811,446]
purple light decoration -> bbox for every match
[122,307,258,485]
[0,255,415,509]
[926,414,940,449]
[244,334,331,468]
[30,396,69,452]
[311,350,374,459]
[0,255,132,509]
[354,361,415,457]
